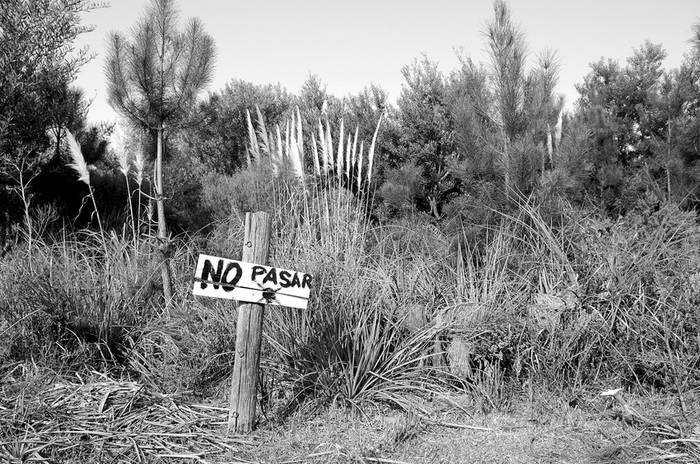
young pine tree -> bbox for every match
[105,0,215,303]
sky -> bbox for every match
[73,0,700,123]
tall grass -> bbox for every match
[237,109,455,414]
[65,130,108,256]
[2,109,699,429]
[0,232,151,370]
[111,126,139,252]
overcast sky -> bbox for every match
[74,0,699,123]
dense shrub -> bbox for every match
[0,234,160,371]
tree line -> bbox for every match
[2,0,700,245]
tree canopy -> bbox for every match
[0,0,97,166]
[105,0,215,136]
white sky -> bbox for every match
[74,0,700,123]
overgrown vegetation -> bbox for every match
[2,0,700,462]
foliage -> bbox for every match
[295,74,343,135]
[200,164,277,223]
[0,0,100,237]
[576,42,668,163]
[446,57,496,186]
[486,0,528,143]
[574,37,700,212]
[343,85,390,144]
[389,57,459,218]
[161,146,212,233]
[378,0,566,218]
[106,0,216,302]
[379,162,425,215]
[0,0,97,165]
[182,80,292,174]
[105,0,215,135]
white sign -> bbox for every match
[192,254,312,309]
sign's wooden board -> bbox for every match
[192,254,312,309]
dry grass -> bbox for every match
[233,391,639,464]
[0,365,255,463]
[598,389,700,463]
[233,388,700,464]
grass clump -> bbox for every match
[0,233,157,372]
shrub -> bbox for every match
[505,200,700,389]
[0,234,160,372]
[162,151,212,233]
[258,176,451,415]
[200,164,277,223]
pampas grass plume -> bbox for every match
[65,130,90,185]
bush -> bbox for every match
[506,200,700,389]
[163,152,212,233]
[0,234,160,372]
[258,177,451,415]
[199,164,277,222]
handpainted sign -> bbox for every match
[192,254,312,309]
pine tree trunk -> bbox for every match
[666,118,672,200]
[502,130,510,195]
[546,123,553,169]
[156,126,173,304]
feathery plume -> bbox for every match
[66,128,107,253]
[357,141,364,191]
[246,109,259,165]
[325,120,333,175]
[65,130,90,185]
[311,132,321,175]
[285,117,291,158]
[111,125,129,176]
[288,117,304,181]
[296,107,304,156]
[274,125,283,175]
[367,112,383,186]
[351,125,359,171]
[319,119,329,174]
[337,119,344,181]
[133,147,145,187]
[255,106,271,155]
[345,133,352,180]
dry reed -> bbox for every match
[0,369,255,463]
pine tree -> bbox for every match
[105,0,215,303]
[485,0,527,193]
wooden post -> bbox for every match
[228,211,272,434]
[155,125,173,304]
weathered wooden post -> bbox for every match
[192,211,312,434]
[228,211,271,433]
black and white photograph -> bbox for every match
[1,0,700,462]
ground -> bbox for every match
[2,369,695,463]
[233,392,672,464]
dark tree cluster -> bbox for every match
[3,0,700,247]
[0,0,113,241]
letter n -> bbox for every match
[200,259,224,290]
